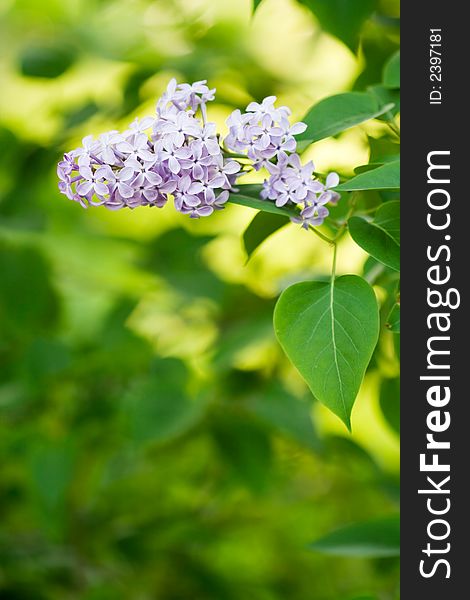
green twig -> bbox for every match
[331,192,359,242]
[331,241,338,281]
[309,192,361,282]
[309,226,335,245]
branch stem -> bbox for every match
[309,226,335,245]
[331,241,338,281]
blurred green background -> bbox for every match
[0,1,400,598]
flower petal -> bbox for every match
[168,155,181,174]
[76,180,93,196]
[94,181,109,196]
[196,205,214,217]
[119,167,135,182]
[119,183,135,198]
[289,121,307,135]
[326,172,340,188]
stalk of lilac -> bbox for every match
[224,97,340,228]
[57,80,340,227]
[57,79,241,218]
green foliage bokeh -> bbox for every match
[0,1,400,598]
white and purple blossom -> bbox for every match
[57,80,340,226]
[72,135,100,167]
[261,152,340,228]
[224,97,306,169]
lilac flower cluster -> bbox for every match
[57,80,341,227]
[224,96,306,170]
[261,152,340,229]
[224,99,340,229]
[57,79,239,218]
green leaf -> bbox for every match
[0,240,60,336]
[354,163,385,175]
[211,410,272,492]
[368,135,400,163]
[249,384,321,451]
[386,302,400,333]
[274,275,379,429]
[310,515,400,557]
[297,92,394,150]
[243,212,289,260]
[354,155,399,174]
[253,0,263,10]
[145,229,223,301]
[298,0,377,52]
[229,185,299,217]
[383,50,400,89]
[20,43,76,78]
[30,438,76,513]
[368,84,400,119]
[335,160,400,192]
[380,377,400,434]
[348,201,400,271]
[123,359,205,445]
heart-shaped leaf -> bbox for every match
[310,515,400,557]
[349,201,400,271]
[296,92,394,150]
[335,160,400,192]
[274,275,379,429]
[243,211,289,260]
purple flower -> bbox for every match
[174,174,204,210]
[260,151,340,227]
[72,135,100,166]
[76,165,109,198]
[124,158,162,186]
[182,141,215,179]
[157,111,202,147]
[156,78,215,119]
[127,173,161,206]
[321,172,341,205]
[127,116,155,135]
[224,97,306,169]
[176,80,216,112]
[98,131,124,165]
[196,122,220,155]
[117,133,155,163]
[56,80,336,227]
[292,204,330,229]
[155,140,192,174]
[100,165,135,199]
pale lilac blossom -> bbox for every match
[57,80,339,225]
[224,97,306,169]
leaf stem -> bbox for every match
[308,225,337,286]
[330,192,360,243]
[331,241,337,281]
[309,192,360,285]
[309,226,335,245]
